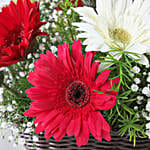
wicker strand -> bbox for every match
[20,132,150,150]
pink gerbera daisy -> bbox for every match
[24,40,120,147]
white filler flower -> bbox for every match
[131,84,139,92]
[73,0,150,66]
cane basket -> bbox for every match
[20,131,150,150]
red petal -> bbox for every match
[53,129,66,141]
[26,90,56,102]
[88,112,111,141]
[96,70,110,87]
[35,123,45,133]
[84,52,94,77]
[74,113,81,137]
[33,111,51,123]
[30,101,54,111]
[24,109,39,117]
[90,60,99,81]
[44,113,64,140]
[53,113,72,141]
[74,55,84,79]
[71,40,82,61]
[58,43,74,71]
[67,119,75,136]
[93,94,117,110]
[99,113,111,141]
[59,113,72,132]
[88,112,102,141]
[76,118,89,147]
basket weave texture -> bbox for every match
[20,131,150,150]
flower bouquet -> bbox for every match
[0,0,150,149]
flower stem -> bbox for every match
[7,66,17,82]
[2,83,21,97]
[67,18,74,41]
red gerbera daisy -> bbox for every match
[24,40,120,147]
[0,0,47,67]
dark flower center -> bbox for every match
[14,37,22,45]
[3,27,23,48]
[0,27,23,58]
[65,81,90,108]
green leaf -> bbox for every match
[121,103,135,114]
[93,90,109,95]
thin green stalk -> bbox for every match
[2,83,22,97]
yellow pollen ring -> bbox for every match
[109,28,132,45]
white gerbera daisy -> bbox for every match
[73,0,150,66]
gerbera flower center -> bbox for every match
[65,81,90,108]
[4,27,23,47]
[109,28,132,45]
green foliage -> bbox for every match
[1,61,33,132]
[119,114,146,146]
[96,48,149,146]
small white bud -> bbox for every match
[7,105,14,112]
[134,106,138,110]
[134,78,141,84]
[137,96,144,101]
[27,122,33,128]
[45,22,50,29]
[142,87,150,96]
[42,38,47,43]
[147,76,150,83]
[146,122,150,129]
[131,84,139,92]
[19,72,25,77]
[146,101,150,112]
[29,63,34,69]
[132,66,140,73]
[67,9,71,15]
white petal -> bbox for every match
[85,44,100,52]
[73,22,107,52]
[84,43,110,52]
[130,54,149,66]
[100,44,110,52]
[97,0,116,24]
[85,42,104,52]
[138,55,149,66]
[73,7,98,25]
[76,33,87,38]
[139,0,150,18]
[129,0,143,16]
[72,22,97,32]
[96,0,107,15]
[114,0,129,18]
[146,49,150,55]
[126,43,148,54]
[99,63,113,71]
[85,43,109,53]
